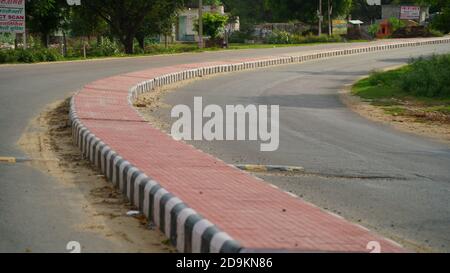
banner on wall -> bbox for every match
[0,0,25,33]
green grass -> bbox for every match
[352,67,410,100]
[383,106,407,116]
[352,54,450,118]
[424,105,450,114]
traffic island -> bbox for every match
[70,37,450,253]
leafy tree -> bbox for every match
[265,0,351,30]
[351,0,382,24]
[136,0,182,50]
[26,0,68,47]
[223,0,352,33]
[69,6,108,40]
[222,0,273,30]
[194,12,229,39]
[82,0,182,54]
[433,10,450,33]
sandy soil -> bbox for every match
[18,99,174,253]
[340,85,450,145]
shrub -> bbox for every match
[428,28,444,37]
[89,38,120,57]
[0,47,63,64]
[265,31,343,44]
[400,55,450,98]
[368,23,380,37]
[431,8,450,34]
[194,12,229,40]
[229,31,254,43]
[388,17,405,32]
[266,31,291,44]
[15,48,38,63]
[0,50,14,63]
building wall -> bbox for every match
[381,5,429,23]
[176,5,227,42]
[382,5,400,19]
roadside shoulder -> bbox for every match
[340,75,450,145]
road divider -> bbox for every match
[69,37,450,253]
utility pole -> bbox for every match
[328,0,332,36]
[23,0,27,49]
[198,0,204,48]
[318,0,322,36]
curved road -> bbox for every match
[149,43,450,252]
[0,41,405,252]
[1,41,449,252]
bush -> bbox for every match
[194,12,228,40]
[427,28,444,37]
[229,31,254,43]
[0,47,63,63]
[368,23,380,37]
[266,31,291,44]
[265,31,343,44]
[431,8,450,34]
[400,55,450,98]
[89,38,120,57]
[388,17,405,32]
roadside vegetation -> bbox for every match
[352,54,450,123]
[0,39,359,64]
[1,0,449,64]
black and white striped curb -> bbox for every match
[69,98,241,253]
[127,37,450,102]
[70,37,450,253]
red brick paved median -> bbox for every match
[71,39,450,252]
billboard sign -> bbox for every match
[0,0,25,33]
[332,20,348,35]
[400,6,420,20]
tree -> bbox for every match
[426,0,450,33]
[82,0,182,54]
[222,0,273,30]
[69,5,108,40]
[135,0,182,50]
[26,0,68,47]
[194,12,229,40]
[266,0,351,28]
[351,0,382,24]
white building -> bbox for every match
[173,5,239,42]
[381,4,429,24]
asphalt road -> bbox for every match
[150,43,450,252]
[0,41,396,252]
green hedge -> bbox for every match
[0,47,63,63]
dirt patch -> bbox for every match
[133,83,177,133]
[341,85,450,145]
[18,98,175,253]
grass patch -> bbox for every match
[383,106,407,116]
[424,105,450,114]
[352,54,450,121]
